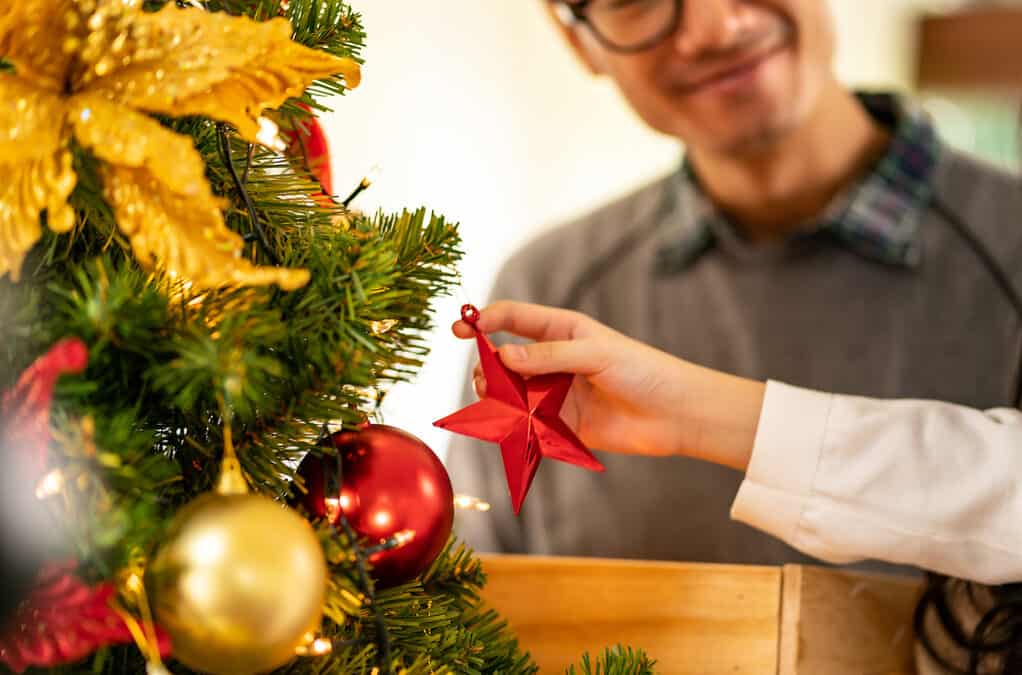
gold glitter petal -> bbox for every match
[0,148,77,281]
[0,70,75,281]
[68,94,212,200]
[0,75,69,161]
[101,166,310,291]
[179,44,359,142]
[45,150,77,233]
[0,0,78,90]
[81,6,359,143]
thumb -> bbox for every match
[498,340,607,377]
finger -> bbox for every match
[476,300,590,342]
[452,319,476,339]
[498,339,608,377]
[473,373,488,398]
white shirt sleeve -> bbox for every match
[730,380,1022,585]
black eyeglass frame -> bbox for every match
[558,0,683,53]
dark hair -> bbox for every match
[915,574,1022,674]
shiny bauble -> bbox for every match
[295,450,336,523]
[300,424,454,587]
[146,492,327,675]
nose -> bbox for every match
[673,0,746,57]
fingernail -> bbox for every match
[503,344,526,361]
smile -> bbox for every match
[674,37,791,97]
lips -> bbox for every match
[668,29,792,96]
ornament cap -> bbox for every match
[215,405,248,495]
[461,304,480,326]
[216,457,249,495]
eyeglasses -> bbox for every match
[556,0,683,53]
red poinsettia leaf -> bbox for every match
[0,339,88,475]
[0,564,162,673]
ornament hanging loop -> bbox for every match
[461,304,480,326]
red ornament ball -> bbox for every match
[298,424,454,587]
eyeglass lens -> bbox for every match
[584,0,679,51]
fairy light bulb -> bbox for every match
[256,117,288,153]
[453,494,491,512]
[35,469,65,499]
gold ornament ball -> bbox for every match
[147,493,328,675]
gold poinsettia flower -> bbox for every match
[0,0,361,289]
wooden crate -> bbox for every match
[479,555,922,675]
[778,565,920,675]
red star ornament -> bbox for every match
[434,305,604,514]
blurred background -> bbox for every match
[322,0,1022,462]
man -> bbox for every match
[446,0,1022,565]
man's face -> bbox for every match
[560,0,837,156]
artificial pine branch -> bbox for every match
[422,540,488,602]
[566,646,658,675]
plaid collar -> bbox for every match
[656,92,942,272]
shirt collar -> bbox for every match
[656,92,942,273]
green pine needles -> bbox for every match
[565,647,659,675]
[0,0,655,673]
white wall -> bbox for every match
[322,0,939,462]
[829,0,933,90]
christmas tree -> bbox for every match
[0,0,656,673]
